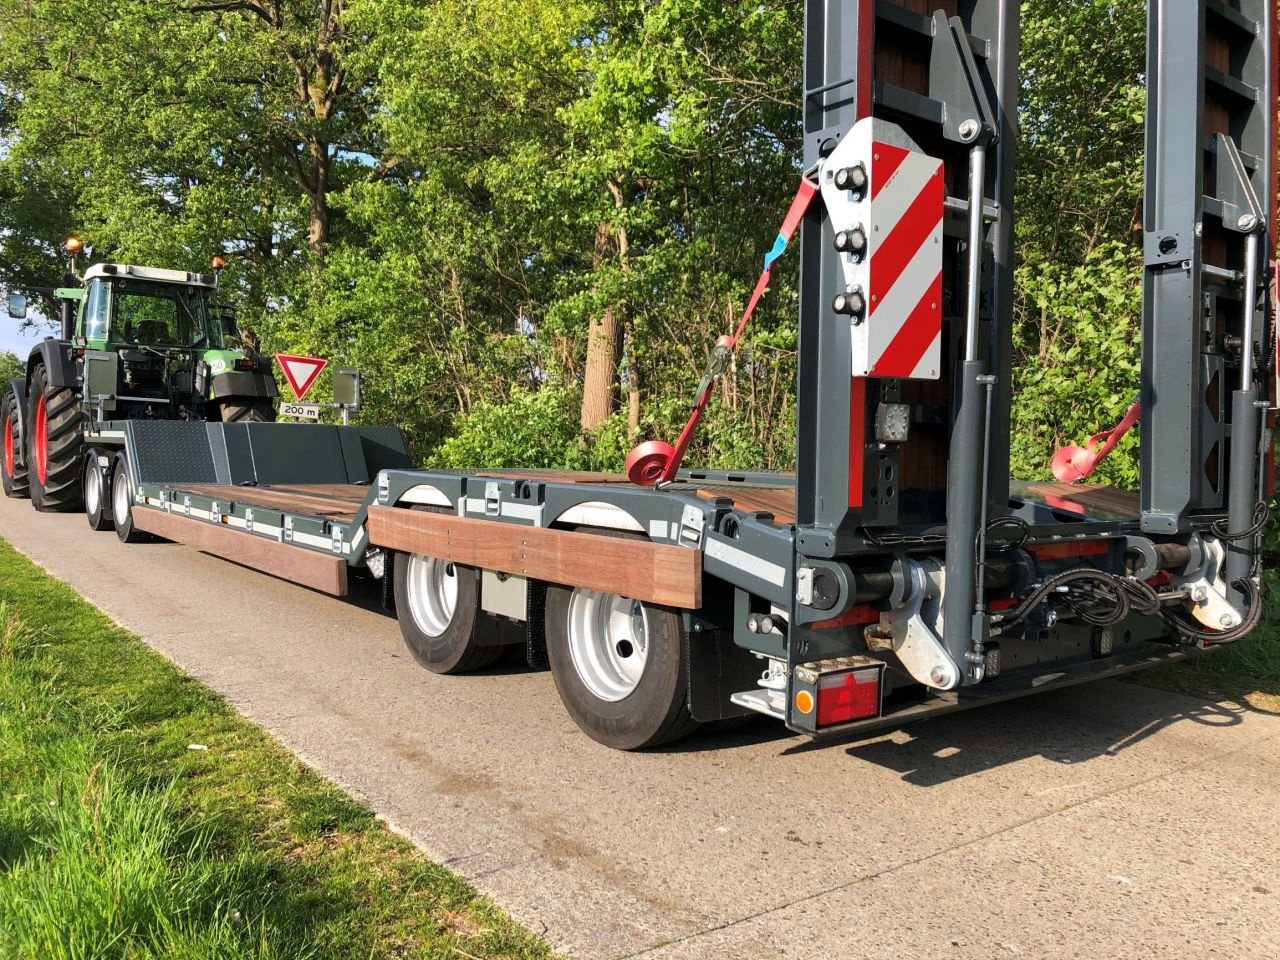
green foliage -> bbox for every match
[0,351,22,384]
[0,0,1160,483]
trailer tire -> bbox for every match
[393,509,502,674]
[110,452,149,543]
[27,362,84,512]
[1,389,28,499]
[545,532,699,750]
[219,399,276,423]
[83,451,113,531]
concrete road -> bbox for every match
[3,492,1279,959]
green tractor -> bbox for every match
[2,245,278,512]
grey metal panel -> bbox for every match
[242,424,350,484]
[337,428,369,483]
[356,425,411,475]
[124,421,219,485]
[204,422,233,485]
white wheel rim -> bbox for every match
[566,590,649,702]
[85,464,100,517]
[113,468,129,526]
[405,554,459,637]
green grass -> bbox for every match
[0,538,554,960]
[1134,567,1280,713]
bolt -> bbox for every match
[1238,213,1259,232]
[929,666,948,686]
[1190,585,1209,603]
[958,119,981,142]
[1220,613,1237,628]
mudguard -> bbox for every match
[26,339,78,390]
[210,370,278,400]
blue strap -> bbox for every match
[762,233,787,271]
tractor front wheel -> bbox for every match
[1,388,29,499]
[218,399,276,423]
[26,363,84,512]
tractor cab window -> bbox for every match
[82,280,109,341]
[111,281,221,349]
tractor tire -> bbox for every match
[1,388,29,499]
[83,450,113,532]
[27,363,84,512]
[544,529,700,750]
[110,451,149,544]
[219,399,276,423]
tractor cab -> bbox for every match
[66,262,277,424]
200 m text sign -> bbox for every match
[279,402,321,422]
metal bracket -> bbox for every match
[1213,134,1266,234]
[928,13,998,145]
[678,505,706,547]
[1143,230,1192,269]
[864,558,961,690]
[1168,537,1244,633]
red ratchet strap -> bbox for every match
[625,176,821,486]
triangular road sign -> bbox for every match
[275,353,329,401]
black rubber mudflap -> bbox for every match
[525,580,549,669]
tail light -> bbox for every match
[233,358,256,371]
[790,657,884,733]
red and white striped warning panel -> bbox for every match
[820,118,943,379]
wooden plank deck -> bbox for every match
[179,484,365,523]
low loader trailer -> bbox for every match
[6,0,1278,753]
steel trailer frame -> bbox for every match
[69,0,1276,750]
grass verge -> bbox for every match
[0,537,554,960]
[1132,567,1280,713]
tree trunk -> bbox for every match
[581,296,621,431]
[580,182,628,432]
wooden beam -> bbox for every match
[132,508,349,596]
[366,505,702,609]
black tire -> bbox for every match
[544,531,699,750]
[392,508,502,673]
[26,363,84,512]
[110,452,149,543]
[83,451,113,531]
[1,388,28,499]
[219,399,276,423]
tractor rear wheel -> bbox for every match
[27,363,84,512]
[219,399,276,423]
[1,389,29,499]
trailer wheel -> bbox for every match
[110,452,148,543]
[219,400,276,423]
[392,509,501,673]
[26,362,84,512]
[1,389,29,499]
[545,534,699,750]
[83,451,113,531]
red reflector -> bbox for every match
[816,667,881,727]
[233,358,255,371]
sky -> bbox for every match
[0,310,55,360]
[1,322,50,359]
